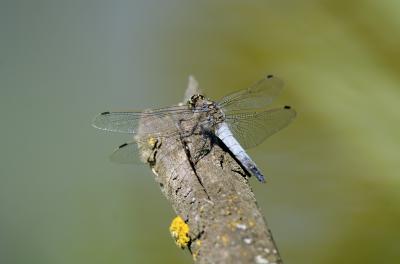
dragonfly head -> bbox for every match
[188,94,206,108]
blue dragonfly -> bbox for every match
[92,75,296,183]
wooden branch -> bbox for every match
[136,76,283,264]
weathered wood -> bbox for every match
[136,76,283,264]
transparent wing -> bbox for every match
[110,142,141,164]
[109,139,198,187]
[218,75,283,111]
[110,139,165,164]
[110,137,185,165]
[92,105,195,135]
[224,106,296,149]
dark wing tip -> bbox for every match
[101,111,110,115]
[284,105,297,119]
[118,143,128,148]
[267,74,274,79]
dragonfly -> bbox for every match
[92,75,296,183]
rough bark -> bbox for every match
[136,76,283,264]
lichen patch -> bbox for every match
[169,216,190,248]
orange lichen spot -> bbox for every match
[169,216,190,248]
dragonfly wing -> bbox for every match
[110,136,167,164]
[94,105,199,164]
[92,105,193,135]
[92,111,141,133]
[110,137,187,165]
[218,75,284,111]
[110,142,141,164]
[224,106,296,149]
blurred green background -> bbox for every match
[1,0,399,263]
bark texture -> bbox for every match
[136,76,283,264]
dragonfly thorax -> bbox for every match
[188,94,225,130]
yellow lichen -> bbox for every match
[147,137,157,147]
[169,216,190,248]
[192,239,202,260]
[221,234,229,246]
[248,220,255,227]
[229,221,240,231]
